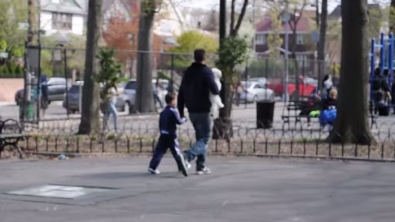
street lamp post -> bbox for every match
[283,2,289,102]
[219,0,226,43]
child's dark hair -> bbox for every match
[165,92,176,104]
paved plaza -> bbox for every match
[0,156,394,222]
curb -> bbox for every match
[0,102,15,106]
[24,152,395,163]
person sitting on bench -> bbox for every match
[372,68,391,115]
[319,88,337,131]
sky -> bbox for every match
[176,0,339,13]
[175,0,390,14]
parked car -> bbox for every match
[238,81,274,103]
[122,79,173,112]
[248,77,268,86]
[267,76,316,100]
[62,82,125,114]
[15,77,70,105]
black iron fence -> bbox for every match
[1,117,393,162]
[20,46,339,84]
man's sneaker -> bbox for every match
[323,124,333,132]
[196,167,211,175]
[177,154,188,177]
[148,168,160,175]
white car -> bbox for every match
[239,81,274,103]
[121,79,170,112]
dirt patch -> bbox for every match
[0,78,23,102]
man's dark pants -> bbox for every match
[183,113,212,170]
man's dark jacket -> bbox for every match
[177,63,219,117]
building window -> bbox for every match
[296,34,304,45]
[52,13,72,30]
[255,34,266,45]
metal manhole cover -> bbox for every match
[6,185,114,199]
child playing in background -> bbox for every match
[148,93,189,176]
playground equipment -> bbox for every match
[370,32,394,115]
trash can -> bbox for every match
[19,101,35,121]
[256,100,275,129]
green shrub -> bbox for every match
[2,65,10,76]
[158,71,170,80]
[14,65,23,78]
[6,62,15,76]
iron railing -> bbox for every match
[1,117,392,162]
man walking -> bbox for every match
[177,49,220,175]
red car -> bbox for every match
[267,76,317,100]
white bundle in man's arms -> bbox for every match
[210,68,224,116]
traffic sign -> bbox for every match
[311,31,320,43]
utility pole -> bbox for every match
[218,0,227,119]
[219,0,226,45]
[284,0,289,102]
[252,0,256,52]
[27,0,34,43]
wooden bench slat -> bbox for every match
[0,134,25,139]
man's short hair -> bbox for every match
[194,49,206,63]
[165,92,176,104]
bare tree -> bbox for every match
[266,3,283,58]
[287,0,309,59]
[77,0,103,134]
[133,0,158,113]
[287,0,309,100]
[327,0,373,145]
[215,0,249,140]
[229,0,249,37]
[390,0,395,33]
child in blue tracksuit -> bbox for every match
[148,93,189,176]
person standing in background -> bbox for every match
[154,79,164,112]
[235,80,244,106]
[103,87,118,132]
[40,75,49,117]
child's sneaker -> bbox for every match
[177,154,188,177]
[178,162,191,172]
[196,167,211,175]
[148,168,160,175]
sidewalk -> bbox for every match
[0,156,394,222]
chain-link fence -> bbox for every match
[24,46,340,89]
[10,46,340,122]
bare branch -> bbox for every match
[230,0,236,32]
[288,0,309,32]
[234,0,249,34]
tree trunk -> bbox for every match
[317,0,327,82]
[214,75,233,140]
[215,0,248,140]
[133,2,155,113]
[315,0,320,28]
[327,0,374,145]
[77,0,102,135]
[390,0,395,33]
